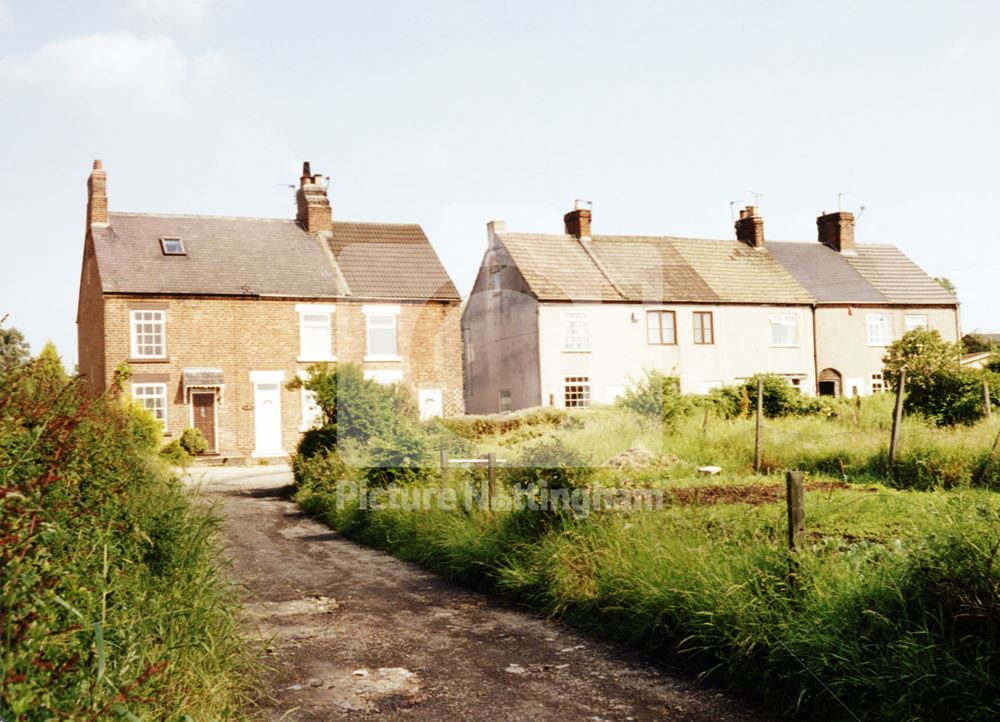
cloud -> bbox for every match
[0,32,226,110]
[129,0,221,31]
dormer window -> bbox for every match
[160,237,185,255]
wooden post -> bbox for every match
[754,378,764,473]
[984,380,992,420]
[439,448,448,489]
[702,405,710,436]
[980,428,1000,486]
[786,471,805,550]
[888,370,906,468]
[487,452,497,511]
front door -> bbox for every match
[191,392,216,452]
[253,382,283,456]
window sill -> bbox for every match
[128,357,170,364]
[364,354,402,362]
[769,344,800,349]
[561,349,591,354]
[647,343,678,347]
[297,356,337,363]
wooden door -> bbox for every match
[192,392,216,452]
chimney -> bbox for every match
[817,211,855,254]
[564,199,592,240]
[87,159,108,227]
[296,161,332,233]
[734,205,764,248]
[486,219,506,248]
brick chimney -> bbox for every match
[87,160,108,227]
[296,161,332,233]
[564,200,592,240]
[817,211,855,254]
[734,205,764,248]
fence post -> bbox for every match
[786,471,805,550]
[487,452,497,511]
[439,448,448,489]
[888,370,906,469]
[754,378,764,473]
[984,380,992,420]
[980,428,1000,486]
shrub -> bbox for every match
[159,439,192,466]
[365,421,434,487]
[297,425,340,460]
[440,407,578,440]
[179,427,209,455]
[617,370,691,428]
[711,374,824,418]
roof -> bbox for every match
[494,231,957,306]
[327,223,459,301]
[92,212,458,301]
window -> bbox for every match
[871,373,886,393]
[160,237,185,255]
[298,312,333,361]
[130,310,166,359]
[866,313,893,346]
[132,383,167,428]
[561,311,591,351]
[769,314,798,346]
[905,314,928,332]
[693,311,714,345]
[363,305,401,360]
[499,390,512,414]
[491,270,502,294]
[646,310,676,345]
[564,377,591,408]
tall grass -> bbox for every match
[296,472,1000,720]
[1,362,255,719]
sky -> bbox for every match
[1,0,998,365]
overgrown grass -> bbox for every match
[1,361,255,719]
[293,395,1000,720]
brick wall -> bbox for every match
[76,234,106,394]
[101,295,463,458]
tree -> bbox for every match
[0,321,30,372]
[883,329,997,425]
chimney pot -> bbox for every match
[817,211,856,254]
[93,159,103,170]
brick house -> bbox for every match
[77,161,462,458]
[462,202,959,413]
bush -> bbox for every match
[440,407,578,440]
[297,425,341,460]
[160,439,193,466]
[365,421,434,487]
[711,374,825,418]
[180,427,209,455]
[1,361,253,718]
[617,370,691,428]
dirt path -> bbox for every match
[191,467,769,722]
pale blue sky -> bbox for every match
[1,0,998,364]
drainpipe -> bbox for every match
[811,304,819,396]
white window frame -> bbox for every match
[364,369,403,385]
[131,383,167,429]
[904,314,929,333]
[866,313,894,346]
[363,304,401,361]
[561,310,591,352]
[160,237,185,255]
[296,304,336,362]
[129,309,167,359]
[769,313,799,347]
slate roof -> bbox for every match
[93,213,458,301]
[494,231,957,306]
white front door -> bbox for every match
[253,381,283,456]
[418,388,443,420]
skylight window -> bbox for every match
[160,237,185,255]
